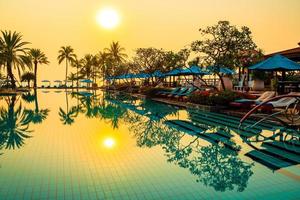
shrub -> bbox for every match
[209,90,238,106]
[190,90,239,106]
[189,91,211,105]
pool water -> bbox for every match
[0,90,299,200]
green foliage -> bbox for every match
[189,90,238,106]
[132,48,189,74]
[0,30,30,88]
[189,91,211,105]
[209,90,238,105]
[21,72,35,82]
[286,73,300,81]
[191,21,258,90]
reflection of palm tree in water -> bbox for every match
[190,143,254,192]
[59,91,78,125]
[0,95,32,149]
[127,112,254,192]
[25,89,49,124]
[98,102,127,129]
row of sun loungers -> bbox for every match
[156,87,199,100]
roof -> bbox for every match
[249,54,300,71]
[265,46,300,62]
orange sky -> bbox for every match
[1,0,300,82]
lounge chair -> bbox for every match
[263,92,300,108]
[236,91,276,104]
[167,87,189,97]
[174,87,197,100]
[230,91,275,109]
[250,92,300,113]
[158,87,180,96]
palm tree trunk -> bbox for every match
[65,59,68,86]
[34,62,38,88]
[7,61,16,88]
[28,80,30,88]
[8,95,16,122]
[34,89,39,112]
[77,65,79,88]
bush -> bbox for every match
[209,90,238,106]
[189,90,238,106]
[189,91,211,105]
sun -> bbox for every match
[103,137,116,148]
[96,8,120,29]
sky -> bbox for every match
[1,0,300,82]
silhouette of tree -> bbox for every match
[0,31,30,88]
[57,46,76,85]
[27,48,49,88]
[0,96,32,149]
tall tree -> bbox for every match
[28,48,49,88]
[0,31,30,88]
[97,51,109,85]
[21,72,35,87]
[191,21,257,90]
[105,41,127,75]
[80,54,94,79]
[71,57,83,87]
[57,46,76,85]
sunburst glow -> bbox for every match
[103,137,116,148]
[96,8,120,29]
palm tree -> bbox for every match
[28,49,49,88]
[57,46,76,85]
[105,41,127,75]
[0,31,30,88]
[97,51,109,85]
[21,72,35,87]
[80,54,94,80]
[67,73,77,87]
[71,57,83,87]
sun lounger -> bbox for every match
[230,91,276,109]
[235,91,276,104]
[167,87,189,97]
[158,87,181,96]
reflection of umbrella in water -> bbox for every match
[80,79,93,83]
[78,91,93,97]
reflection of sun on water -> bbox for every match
[103,137,116,148]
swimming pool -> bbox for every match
[0,90,299,200]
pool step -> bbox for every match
[189,110,280,131]
[245,150,293,170]
[261,143,300,164]
[189,113,254,138]
[263,141,300,155]
[164,120,239,151]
